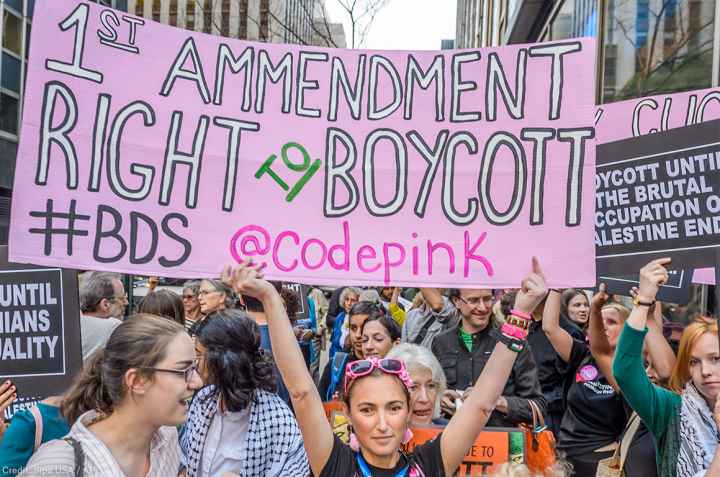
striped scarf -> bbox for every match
[180,385,310,477]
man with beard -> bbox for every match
[431,288,546,426]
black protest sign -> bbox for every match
[282,283,310,320]
[598,269,692,304]
[596,119,720,276]
[0,246,81,398]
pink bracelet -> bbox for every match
[501,323,528,340]
[510,309,531,320]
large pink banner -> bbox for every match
[596,88,720,285]
[10,0,597,287]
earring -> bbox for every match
[349,432,360,451]
[402,428,414,445]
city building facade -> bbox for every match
[127,0,338,45]
[456,0,719,104]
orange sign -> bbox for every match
[407,426,524,476]
[323,402,525,476]
[323,400,344,419]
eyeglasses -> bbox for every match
[344,358,414,395]
[457,295,494,307]
[140,361,199,383]
[182,294,197,300]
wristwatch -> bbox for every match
[633,295,655,307]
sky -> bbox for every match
[324,0,457,51]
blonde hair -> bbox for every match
[601,302,630,322]
[669,317,718,393]
[411,292,425,309]
[491,461,572,477]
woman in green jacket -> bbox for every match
[613,257,720,477]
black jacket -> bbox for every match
[431,321,546,427]
[526,317,584,413]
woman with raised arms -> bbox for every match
[221,258,548,476]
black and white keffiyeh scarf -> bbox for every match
[677,383,720,477]
[180,385,310,477]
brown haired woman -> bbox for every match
[223,258,548,476]
[21,314,203,476]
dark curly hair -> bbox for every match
[195,309,276,412]
[279,286,301,320]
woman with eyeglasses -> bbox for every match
[386,344,448,427]
[197,279,234,315]
[21,314,203,476]
[188,279,235,336]
[180,309,309,477]
[222,258,548,476]
[182,280,203,332]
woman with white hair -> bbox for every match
[328,287,361,364]
[386,343,448,426]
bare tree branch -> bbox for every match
[188,0,388,49]
[606,0,713,99]
[298,0,340,48]
[336,0,389,48]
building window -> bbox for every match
[187,0,195,30]
[545,0,597,41]
[0,93,19,135]
[221,0,230,36]
[5,0,22,15]
[203,0,213,33]
[2,10,23,57]
[169,0,178,26]
[602,0,715,103]
[152,0,161,22]
[260,0,269,41]
[1,53,21,94]
[136,0,144,16]
[0,138,18,189]
[239,0,248,39]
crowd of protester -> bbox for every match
[0,257,718,476]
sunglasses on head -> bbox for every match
[344,357,413,396]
